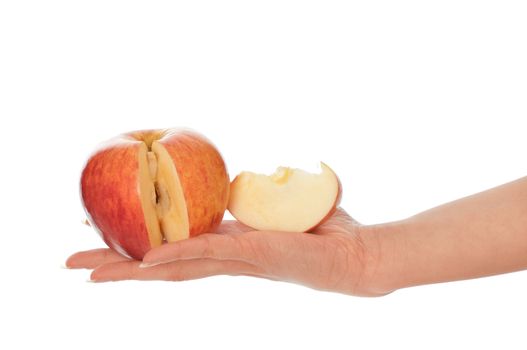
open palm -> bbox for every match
[67,208,383,296]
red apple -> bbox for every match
[80,128,230,260]
[228,163,342,232]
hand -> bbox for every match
[66,208,387,296]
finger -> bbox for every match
[142,233,250,266]
[90,258,265,282]
[214,220,254,235]
[66,248,131,269]
[142,230,325,275]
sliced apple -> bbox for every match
[81,128,229,260]
[228,162,342,232]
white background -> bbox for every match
[1,1,526,349]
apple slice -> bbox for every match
[228,163,342,232]
[137,141,191,249]
[150,141,190,242]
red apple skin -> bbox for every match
[81,136,150,260]
[158,129,230,236]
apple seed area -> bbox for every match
[138,139,190,247]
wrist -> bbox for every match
[358,220,410,296]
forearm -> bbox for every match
[370,176,527,293]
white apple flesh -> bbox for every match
[228,163,342,232]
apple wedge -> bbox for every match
[228,163,342,232]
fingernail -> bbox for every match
[87,278,108,283]
[61,263,70,269]
[139,262,160,268]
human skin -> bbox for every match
[66,176,527,297]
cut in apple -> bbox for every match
[228,163,342,232]
[137,141,190,248]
